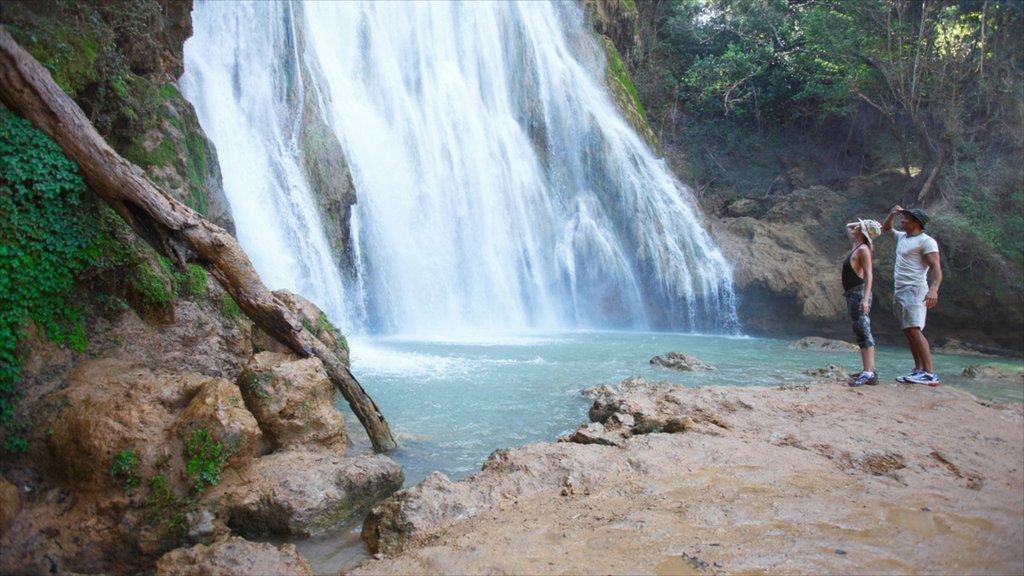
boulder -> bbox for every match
[962,365,1024,381]
[43,358,212,493]
[587,377,740,435]
[804,364,850,381]
[650,351,716,371]
[175,378,262,467]
[212,451,403,537]
[788,337,859,353]
[238,352,347,454]
[155,536,314,576]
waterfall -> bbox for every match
[182,0,739,338]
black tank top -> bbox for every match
[842,248,865,291]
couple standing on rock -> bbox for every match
[843,205,944,387]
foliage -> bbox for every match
[128,260,171,311]
[637,0,1023,272]
[219,294,242,321]
[110,449,142,495]
[178,264,208,300]
[4,1,165,140]
[184,428,229,496]
[0,109,106,451]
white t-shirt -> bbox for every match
[891,230,939,289]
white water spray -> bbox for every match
[182,0,739,337]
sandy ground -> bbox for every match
[348,380,1024,576]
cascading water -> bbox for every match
[182,0,739,338]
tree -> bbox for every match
[0,27,398,452]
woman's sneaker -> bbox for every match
[896,369,924,383]
[849,371,878,387]
[906,371,940,386]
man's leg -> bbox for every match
[902,327,933,372]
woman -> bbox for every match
[843,218,882,387]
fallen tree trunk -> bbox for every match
[0,27,397,452]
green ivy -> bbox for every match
[0,109,103,451]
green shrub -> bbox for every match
[111,449,141,495]
[129,261,171,310]
[185,429,229,496]
[180,264,208,299]
[219,295,242,321]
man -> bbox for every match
[881,205,943,385]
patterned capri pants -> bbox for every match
[846,285,875,349]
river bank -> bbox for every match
[349,378,1024,575]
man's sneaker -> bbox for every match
[849,371,878,387]
[906,371,940,386]
[896,369,925,383]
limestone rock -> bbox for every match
[650,351,716,371]
[962,365,1023,381]
[238,352,347,454]
[788,336,859,352]
[43,358,211,493]
[803,364,850,381]
[212,451,403,538]
[711,215,843,332]
[362,444,629,556]
[587,377,737,435]
[175,378,262,467]
[155,536,314,576]
[254,290,351,367]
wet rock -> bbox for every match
[803,364,850,381]
[238,352,347,454]
[650,352,716,372]
[560,422,628,447]
[788,337,859,352]
[213,451,403,538]
[961,365,1023,381]
[155,536,314,576]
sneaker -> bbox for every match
[849,371,878,387]
[896,369,925,383]
[906,371,940,386]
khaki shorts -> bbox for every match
[894,284,928,330]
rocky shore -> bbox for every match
[351,377,1024,576]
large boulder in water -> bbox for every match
[650,351,716,372]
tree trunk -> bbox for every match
[0,28,397,452]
